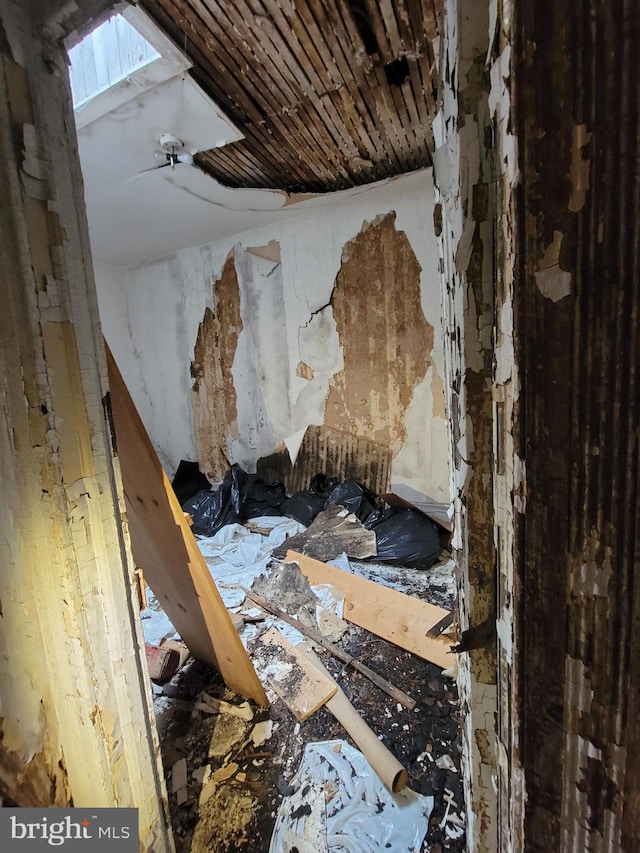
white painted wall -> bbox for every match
[94,170,451,502]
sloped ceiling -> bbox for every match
[140,0,442,193]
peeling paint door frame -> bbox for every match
[0,2,173,847]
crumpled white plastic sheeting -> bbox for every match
[269,741,433,853]
[140,588,179,645]
[197,517,306,608]
[140,517,304,645]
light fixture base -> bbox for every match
[157,133,185,153]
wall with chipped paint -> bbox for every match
[507,0,640,848]
[487,1,524,849]
[431,0,499,849]
[437,0,640,848]
[0,4,172,847]
[98,171,451,502]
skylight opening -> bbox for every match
[68,14,160,108]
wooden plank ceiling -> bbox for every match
[140,0,442,193]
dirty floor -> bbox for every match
[152,555,465,852]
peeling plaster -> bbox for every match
[534,230,572,301]
[191,253,242,480]
[494,298,514,385]
[324,213,433,455]
[535,263,572,302]
[99,172,447,501]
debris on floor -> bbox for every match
[271,502,377,561]
[146,642,183,683]
[140,475,464,852]
[269,740,433,853]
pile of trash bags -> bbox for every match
[175,463,444,571]
[179,464,287,536]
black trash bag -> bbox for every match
[281,472,339,526]
[367,507,442,570]
[280,490,327,526]
[229,464,286,519]
[309,473,339,494]
[326,479,381,524]
[182,485,238,536]
[171,460,211,504]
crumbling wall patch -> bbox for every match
[191,253,242,481]
[324,212,433,453]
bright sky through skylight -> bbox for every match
[68,15,159,107]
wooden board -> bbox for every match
[287,550,454,669]
[106,343,268,706]
[245,589,416,709]
[254,627,337,721]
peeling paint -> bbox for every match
[495,298,514,385]
[0,10,172,847]
[191,253,242,480]
[570,558,612,599]
[431,0,499,847]
[325,213,433,454]
[296,361,314,380]
[535,263,572,302]
[489,45,519,187]
[569,537,613,599]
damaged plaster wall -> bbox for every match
[0,3,172,847]
[191,252,244,481]
[324,213,434,454]
[97,171,450,501]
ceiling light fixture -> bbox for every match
[153,132,194,170]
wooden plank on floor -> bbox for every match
[254,627,337,720]
[105,342,268,707]
[287,550,454,668]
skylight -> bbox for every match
[68,14,160,108]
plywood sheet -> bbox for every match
[288,550,453,668]
[254,627,337,721]
[106,343,267,706]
